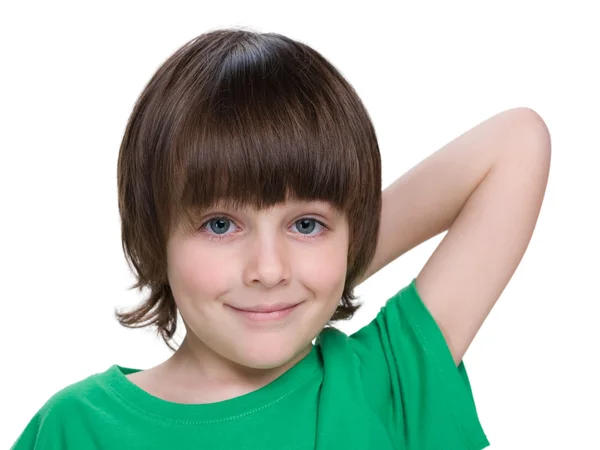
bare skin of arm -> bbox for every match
[360,107,551,365]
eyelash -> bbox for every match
[199,216,330,242]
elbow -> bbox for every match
[511,106,552,157]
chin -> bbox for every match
[232,339,311,371]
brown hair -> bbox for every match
[115,27,381,351]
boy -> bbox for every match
[11,28,550,449]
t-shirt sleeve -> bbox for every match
[349,278,490,450]
[10,405,63,450]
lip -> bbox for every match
[233,302,300,313]
[228,302,302,322]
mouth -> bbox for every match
[227,302,302,322]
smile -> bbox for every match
[227,303,301,322]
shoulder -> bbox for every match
[346,280,490,448]
[45,367,113,410]
[11,366,115,448]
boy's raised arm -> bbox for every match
[360,107,551,364]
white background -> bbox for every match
[2,1,599,448]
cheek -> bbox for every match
[298,241,348,296]
[167,244,231,299]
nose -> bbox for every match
[243,230,291,288]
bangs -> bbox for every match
[170,34,368,229]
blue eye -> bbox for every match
[293,218,318,235]
[199,216,328,241]
[208,217,234,235]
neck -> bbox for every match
[156,335,312,403]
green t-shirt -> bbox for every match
[11,279,489,449]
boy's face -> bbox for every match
[166,199,349,371]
